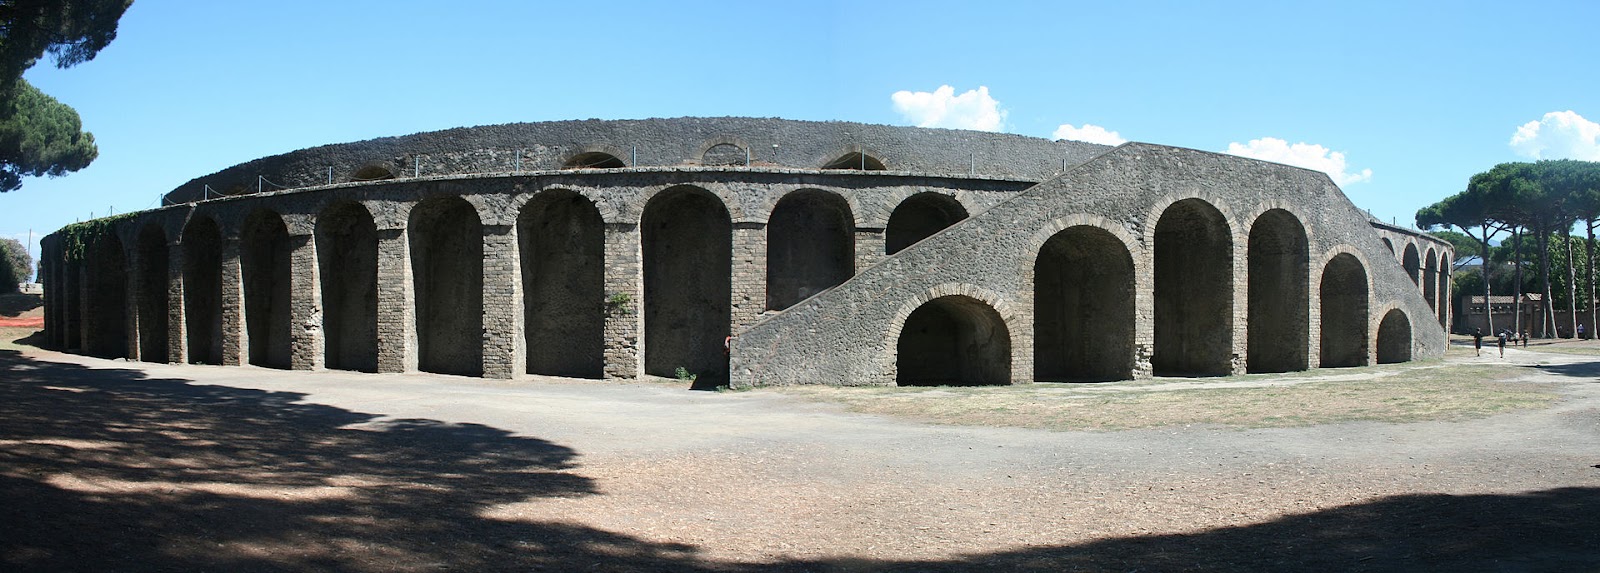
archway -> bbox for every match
[1033,226,1134,381]
[241,209,292,369]
[1377,309,1412,363]
[1382,238,1394,254]
[822,152,886,170]
[1423,248,1438,315]
[1402,244,1420,286]
[886,192,967,255]
[643,186,731,386]
[564,152,625,169]
[767,189,854,311]
[85,233,127,358]
[182,217,223,365]
[1319,253,1369,368]
[702,143,747,166]
[519,190,605,378]
[897,295,1010,386]
[1437,252,1450,327]
[135,224,168,362]
[317,202,379,373]
[1247,210,1309,373]
[409,197,483,377]
[1153,199,1233,376]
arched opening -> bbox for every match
[1319,253,1369,368]
[1153,199,1233,377]
[409,197,483,377]
[519,190,605,378]
[1247,209,1309,373]
[135,224,168,362]
[885,192,967,255]
[85,233,127,358]
[897,295,1011,386]
[1423,248,1438,315]
[702,143,747,166]
[240,209,293,369]
[767,189,854,311]
[1402,244,1420,286]
[63,257,80,350]
[1382,238,1394,254]
[1437,252,1450,327]
[564,152,625,169]
[1033,226,1134,381]
[353,164,396,181]
[822,152,886,171]
[1376,309,1412,364]
[317,202,379,373]
[182,217,223,365]
[643,186,731,387]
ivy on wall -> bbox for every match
[59,213,134,262]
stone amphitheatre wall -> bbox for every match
[42,118,1450,387]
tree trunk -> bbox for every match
[1513,226,1523,335]
[1540,226,1556,338]
[1565,232,1579,338]
[1480,229,1494,336]
[1588,219,1596,339]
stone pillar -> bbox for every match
[219,238,246,366]
[730,222,767,329]
[1230,237,1248,375]
[288,234,323,370]
[855,228,886,272]
[375,228,416,373]
[481,224,524,379]
[602,222,642,379]
[166,242,187,364]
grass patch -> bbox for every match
[771,362,1560,431]
[0,326,40,352]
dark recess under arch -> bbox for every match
[1033,226,1134,382]
[897,295,1010,386]
[886,192,966,255]
[520,190,605,378]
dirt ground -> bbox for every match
[1,316,1597,571]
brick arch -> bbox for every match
[766,188,856,311]
[557,144,630,169]
[316,200,379,373]
[240,207,294,369]
[628,183,745,224]
[885,190,971,255]
[514,187,623,225]
[1144,196,1238,377]
[1374,304,1413,364]
[133,222,170,363]
[693,135,752,166]
[881,283,1021,386]
[1246,208,1311,373]
[1402,242,1421,286]
[180,214,225,365]
[1027,219,1139,382]
[1317,246,1373,368]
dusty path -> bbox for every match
[1,342,1597,572]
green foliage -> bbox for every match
[57,211,129,261]
[604,292,633,316]
[1427,230,1478,265]
[0,236,29,289]
[674,366,697,384]
[0,79,96,191]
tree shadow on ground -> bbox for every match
[0,292,40,317]
[1527,359,1600,380]
[3,350,1597,572]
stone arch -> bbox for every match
[85,232,127,358]
[822,152,886,171]
[181,216,224,365]
[1319,252,1369,368]
[1402,243,1421,286]
[352,163,397,181]
[409,196,484,377]
[135,223,169,362]
[896,294,1011,386]
[240,209,293,369]
[1381,237,1394,254]
[642,185,732,387]
[886,192,968,255]
[1247,209,1309,373]
[767,189,854,311]
[1376,308,1412,364]
[1152,198,1234,376]
[702,143,748,166]
[1033,225,1135,381]
[317,201,379,373]
[628,184,745,225]
[1436,250,1450,327]
[1423,247,1439,314]
[519,189,605,378]
[564,151,625,169]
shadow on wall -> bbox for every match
[1,351,1596,571]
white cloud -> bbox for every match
[890,85,1006,132]
[1223,137,1372,186]
[1509,110,1600,160]
[1051,123,1127,145]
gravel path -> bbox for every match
[1,342,1597,572]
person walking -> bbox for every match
[1497,330,1507,357]
[1473,328,1483,357]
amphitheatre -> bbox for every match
[38,117,1455,386]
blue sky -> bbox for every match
[7,0,1599,278]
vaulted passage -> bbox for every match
[886,192,967,255]
[1377,309,1412,363]
[1423,248,1438,315]
[1247,209,1309,373]
[182,217,223,365]
[1436,253,1450,327]
[1153,199,1233,376]
[410,197,483,377]
[520,190,605,378]
[897,295,1010,386]
[85,234,127,358]
[1402,244,1420,286]
[63,258,80,350]
[767,189,854,311]
[317,202,378,373]
[1033,226,1134,382]
[135,224,168,362]
[643,186,731,386]
[1320,253,1369,368]
[241,210,292,369]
